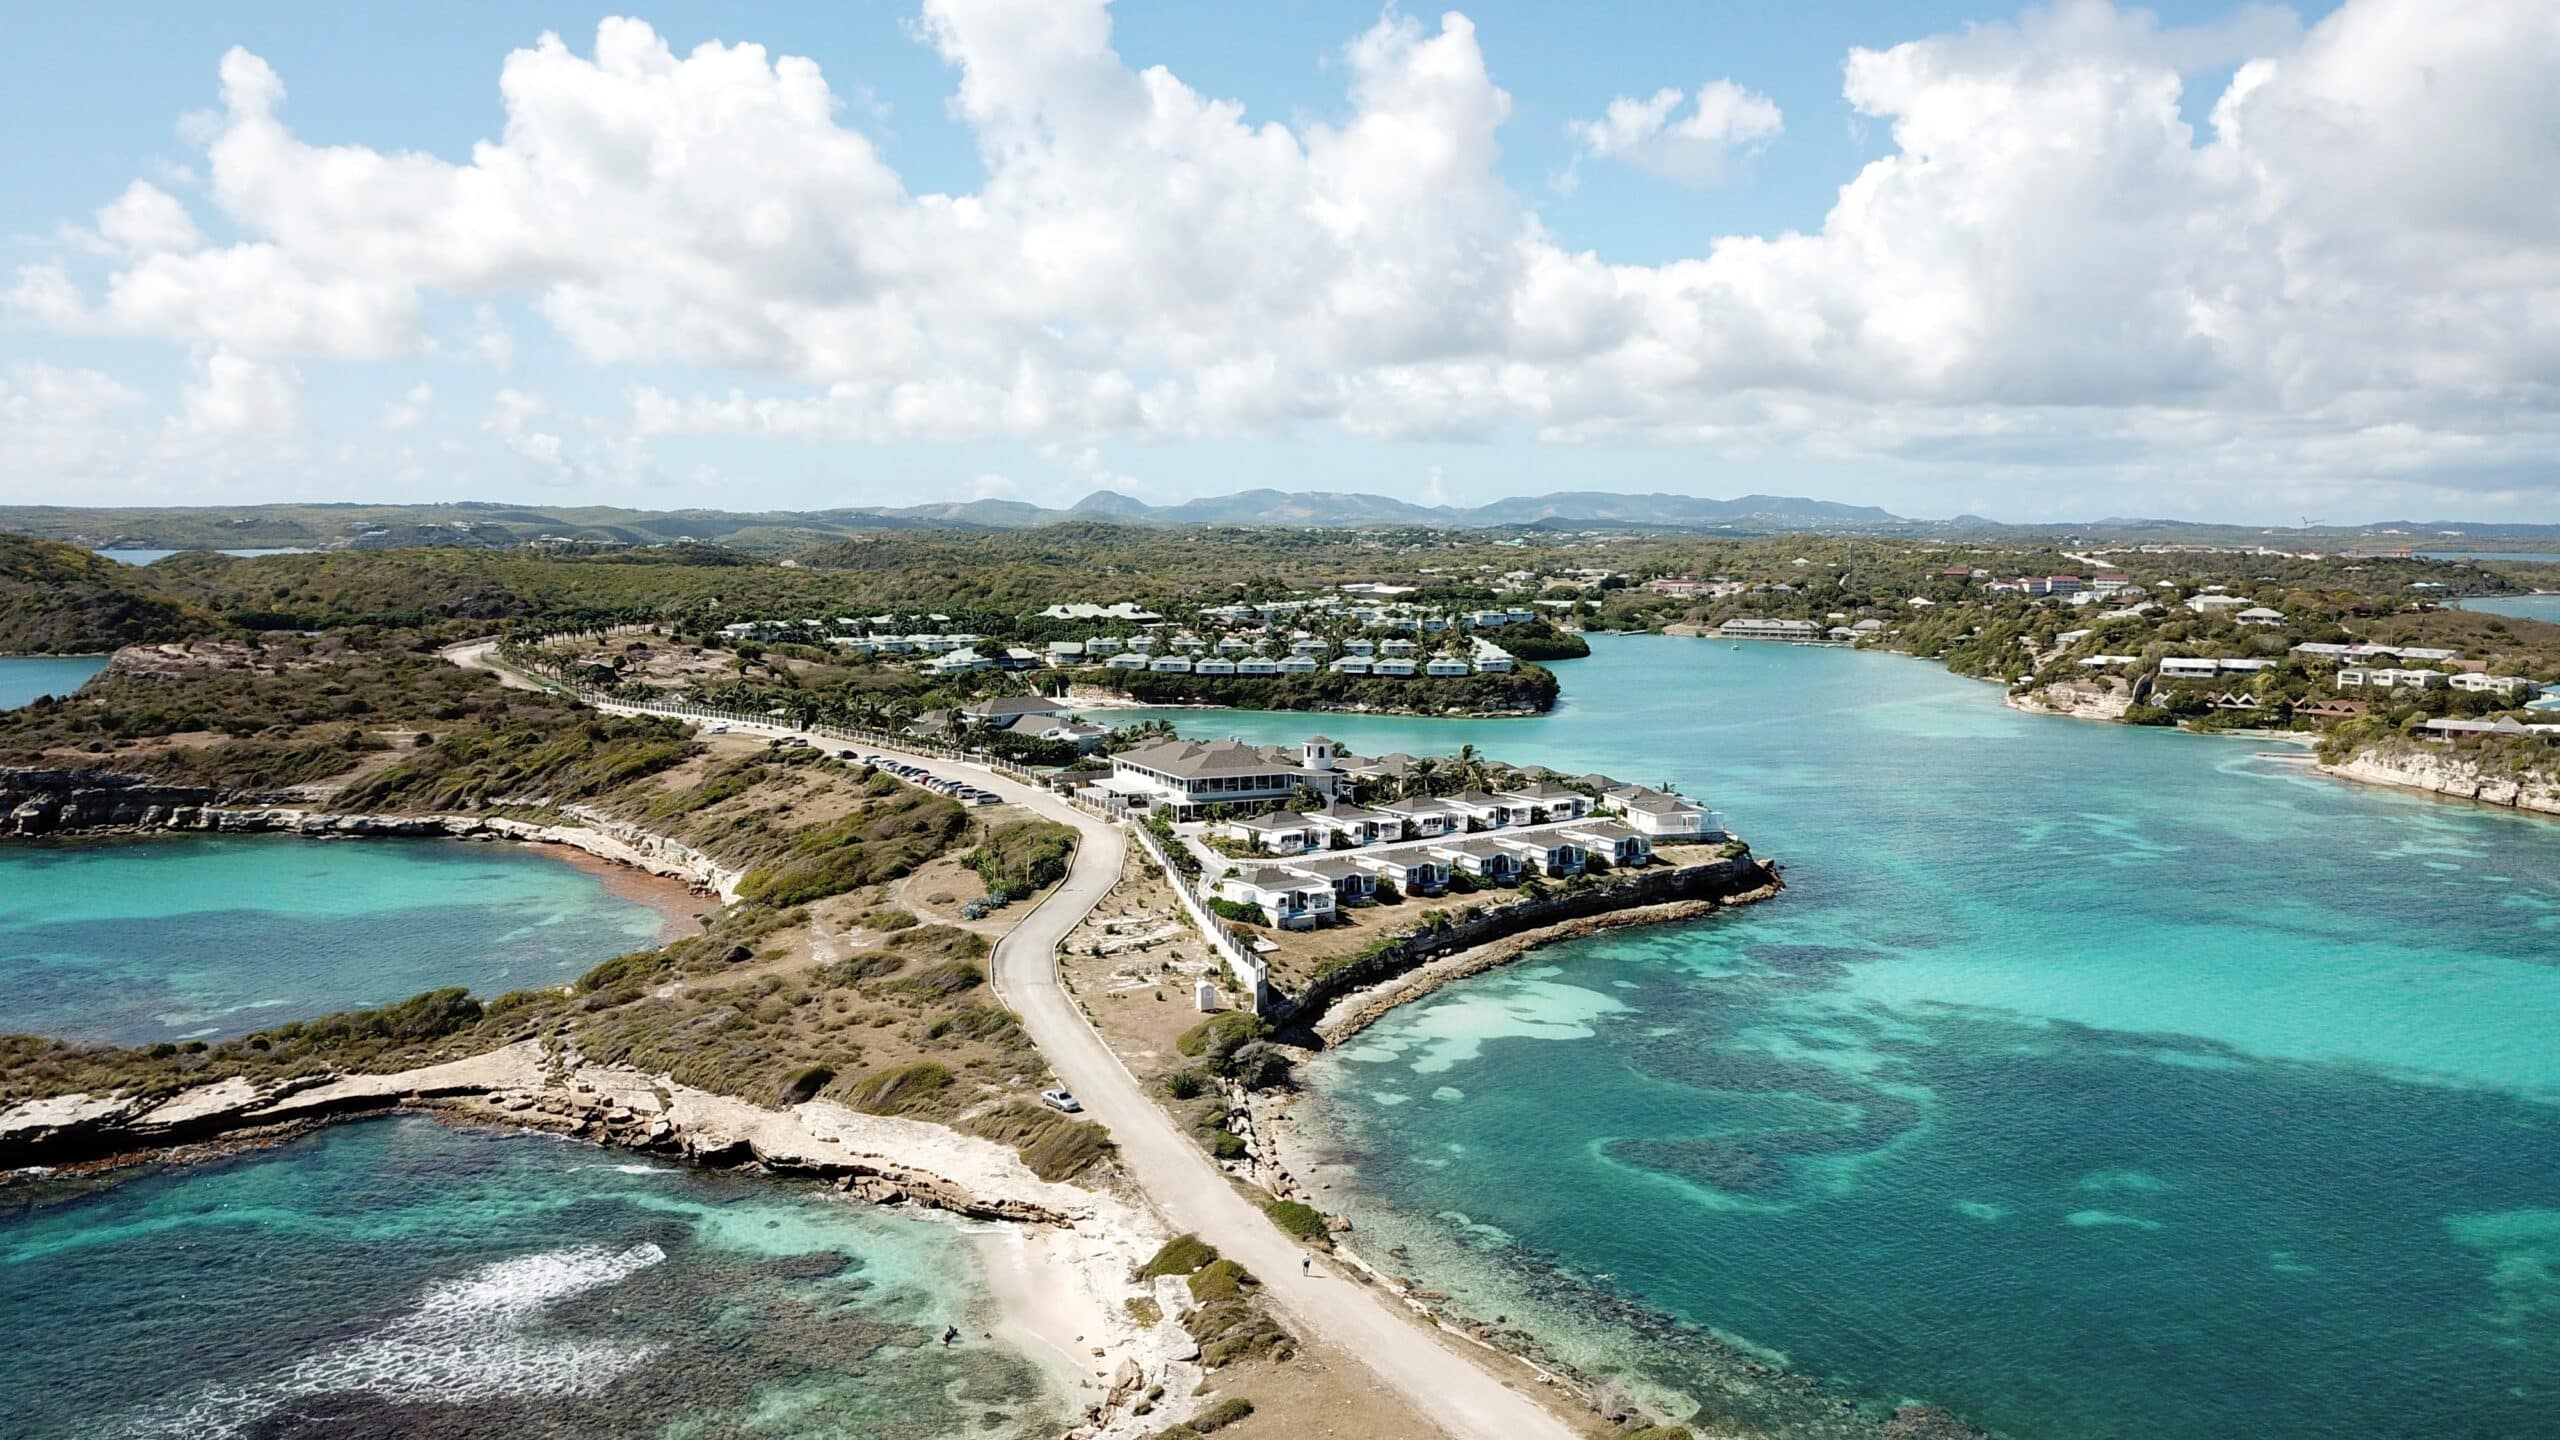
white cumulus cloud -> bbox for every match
[1567,79,1783,185]
[1,0,2555,512]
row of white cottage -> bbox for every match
[1206,797,1697,929]
[1104,736,1723,929]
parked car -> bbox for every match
[1038,1089,1082,1114]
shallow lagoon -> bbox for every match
[0,655,107,710]
[0,834,671,1044]
[1119,635,2560,1437]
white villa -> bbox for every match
[1565,820,1653,866]
[1429,837,1526,882]
[1352,851,1449,894]
[1374,796,1468,838]
[1212,868,1337,930]
[2449,672,2542,697]
[1721,618,1826,641]
[1217,811,1324,855]
[2337,667,2445,690]
[1497,781,1591,822]
[1307,800,1404,847]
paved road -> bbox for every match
[453,648,1584,1440]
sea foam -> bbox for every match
[117,1243,667,1438]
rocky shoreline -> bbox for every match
[1274,850,1780,1030]
[2320,742,2560,817]
[0,766,742,900]
[0,1041,1211,1439]
[1311,881,1782,1044]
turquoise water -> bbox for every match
[0,835,671,1044]
[0,655,107,709]
[92,547,311,565]
[2456,591,2560,624]
[0,1117,1060,1439]
[2421,551,2560,565]
[1115,635,2560,1438]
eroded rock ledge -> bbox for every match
[0,767,741,900]
[0,1040,1077,1226]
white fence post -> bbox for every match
[1127,821,1271,1015]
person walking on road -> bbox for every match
[1300,1250,1312,1277]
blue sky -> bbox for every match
[5,0,2552,523]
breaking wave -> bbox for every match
[116,1243,666,1437]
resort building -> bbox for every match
[1216,812,1324,855]
[1279,855,1379,905]
[1106,738,1342,815]
[1212,868,1337,930]
[1497,781,1591,822]
[2159,657,2278,679]
[1495,834,1587,877]
[1444,791,1536,829]
[961,694,1070,725]
[2422,716,2560,739]
[1613,788,1719,838]
[1429,838,1525,882]
[2449,673,2542,697]
[1375,796,1468,838]
[1352,851,1448,894]
[1721,618,1826,641]
[1307,800,1404,847]
[1564,821,1653,867]
[2337,667,2445,690]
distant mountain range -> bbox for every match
[846,488,1905,530]
[9,489,2560,555]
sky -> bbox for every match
[2,0,2555,525]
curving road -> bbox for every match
[454,646,1583,1440]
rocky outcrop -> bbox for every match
[0,767,740,899]
[2321,743,2560,816]
[2007,676,2133,722]
[0,1042,1074,1225]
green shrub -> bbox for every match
[839,1061,953,1116]
[1138,1234,1218,1279]
[1177,1012,1267,1062]
[775,1064,835,1105]
[1204,897,1268,926]
[1163,1069,1205,1100]
[1167,1397,1254,1435]
[574,948,668,995]
[1263,1199,1329,1244]
[967,820,1076,894]
[1187,1258,1255,1303]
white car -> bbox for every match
[1038,1088,1082,1114]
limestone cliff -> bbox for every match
[0,767,741,899]
[2006,676,2134,722]
[2321,742,2560,816]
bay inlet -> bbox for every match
[1115,633,2560,1439]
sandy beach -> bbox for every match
[529,838,713,941]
